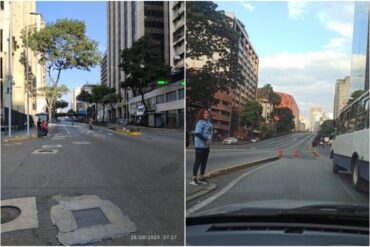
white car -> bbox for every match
[251,137,260,143]
[223,137,238,144]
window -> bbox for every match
[356,98,368,131]
[156,94,165,104]
[178,88,184,99]
[347,103,357,133]
[166,91,177,102]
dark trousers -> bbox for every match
[193,148,210,177]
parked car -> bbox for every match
[223,137,238,144]
[251,137,260,143]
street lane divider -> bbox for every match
[204,156,280,179]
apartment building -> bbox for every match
[333,76,350,119]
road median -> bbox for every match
[3,135,38,142]
[204,156,280,179]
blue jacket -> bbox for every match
[194,120,213,148]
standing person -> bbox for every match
[41,120,48,136]
[37,118,42,137]
[89,118,93,130]
[190,109,213,185]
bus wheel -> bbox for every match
[332,160,339,173]
[351,159,366,191]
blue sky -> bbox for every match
[216,1,355,126]
[36,1,107,108]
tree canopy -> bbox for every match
[319,119,335,139]
[348,89,365,104]
[239,101,264,130]
[119,35,170,112]
[275,107,295,133]
[186,1,244,111]
[26,19,101,120]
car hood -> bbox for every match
[189,199,368,217]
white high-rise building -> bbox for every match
[333,76,350,119]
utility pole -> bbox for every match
[7,1,13,137]
[25,11,30,136]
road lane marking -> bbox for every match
[186,160,281,216]
[64,126,70,135]
[72,141,91,145]
[107,133,113,136]
[42,144,62,149]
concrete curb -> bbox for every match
[186,183,217,202]
[3,135,38,142]
[186,156,279,202]
[204,156,280,179]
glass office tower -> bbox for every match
[350,2,369,93]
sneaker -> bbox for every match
[198,177,209,185]
[190,178,200,186]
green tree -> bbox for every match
[102,93,122,122]
[119,35,170,113]
[77,89,94,119]
[26,19,101,120]
[319,119,335,139]
[274,107,295,133]
[38,85,69,117]
[348,90,365,104]
[186,1,244,127]
[239,101,264,130]
[91,84,115,122]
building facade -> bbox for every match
[350,2,369,93]
[129,83,184,128]
[310,107,322,132]
[71,84,94,115]
[105,1,184,127]
[0,0,46,124]
[100,51,107,85]
[256,88,273,124]
[333,76,350,119]
[227,13,259,138]
[276,92,300,131]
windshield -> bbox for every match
[186,0,369,219]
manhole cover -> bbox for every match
[72,208,110,228]
[32,148,59,154]
[1,206,21,224]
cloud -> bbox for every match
[287,1,307,20]
[258,50,351,124]
[318,12,353,37]
[240,2,254,12]
[98,43,107,54]
[324,38,348,49]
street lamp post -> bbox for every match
[25,12,41,136]
[7,2,13,137]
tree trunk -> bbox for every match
[102,104,105,123]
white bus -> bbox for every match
[330,90,369,191]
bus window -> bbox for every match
[356,98,368,130]
[347,103,357,133]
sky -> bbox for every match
[216,1,355,126]
[36,1,107,109]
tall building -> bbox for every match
[256,88,273,123]
[350,2,369,93]
[71,84,94,114]
[227,13,259,138]
[299,115,306,131]
[0,1,46,124]
[100,51,107,85]
[310,107,322,132]
[276,92,300,131]
[169,1,184,80]
[106,1,184,127]
[333,76,350,119]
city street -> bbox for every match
[1,121,184,245]
[186,132,316,178]
[187,133,369,215]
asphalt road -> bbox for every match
[187,132,369,215]
[1,121,184,245]
[186,132,316,178]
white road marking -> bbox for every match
[107,133,113,136]
[64,126,70,135]
[186,160,280,216]
[72,141,91,145]
[42,144,62,149]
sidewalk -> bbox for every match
[1,127,38,142]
